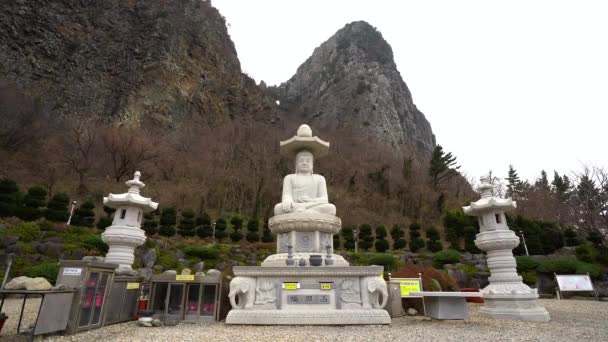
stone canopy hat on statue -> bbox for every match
[280,124,330,159]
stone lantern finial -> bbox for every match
[126,171,145,194]
[478,176,494,198]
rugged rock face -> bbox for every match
[272,21,435,155]
[0,0,278,127]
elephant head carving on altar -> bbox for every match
[361,276,388,309]
[228,276,256,309]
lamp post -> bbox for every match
[353,228,358,253]
[67,200,77,225]
[212,221,216,243]
[519,230,529,256]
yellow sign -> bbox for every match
[395,279,422,297]
[284,283,299,290]
[320,283,332,290]
[126,282,140,290]
[176,275,195,281]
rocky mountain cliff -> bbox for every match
[271,21,435,155]
[0,0,279,127]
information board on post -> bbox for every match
[555,275,594,291]
[392,278,423,297]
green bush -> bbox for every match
[157,252,179,270]
[27,262,60,284]
[96,217,112,231]
[230,231,243,242]
[6,222,40,242]
[374,239,389,252]
[575,262,603,279]
[184,246,220,259]
[575,244,597,263]
[537,257,579,274]
[159,225,176,237]
[409,237,425,252]
[348,252,368,266]
[393,238,407,250]
[367,253,398,271]
[427,240,443,253]
[38,220,53,231]
[246,232,260,242]
[45,193,70,222]
[521,271,537,286]
[597,246,608,266]
[460,264,477,278]
[516,256,540,272]
[82,234,108,254]
[432,249,461,268]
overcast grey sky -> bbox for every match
[213,0,607,183]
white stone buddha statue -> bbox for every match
[274,150,336,215]
[273,124,336,216]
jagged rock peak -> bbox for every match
[274,20,435,156]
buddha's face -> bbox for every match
[295,151,314,173]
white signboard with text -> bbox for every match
[555,275,594,291]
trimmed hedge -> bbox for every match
[183,246,220,259]
[432,249,461,268]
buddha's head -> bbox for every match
[295,150,314,174]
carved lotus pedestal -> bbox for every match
[226,213,390,325]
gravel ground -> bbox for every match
[0,298,606,341]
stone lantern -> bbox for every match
[102,171,158,274]
[463,176,549,321]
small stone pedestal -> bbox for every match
[463,177,550,322]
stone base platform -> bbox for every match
[226,309,390,325]
[479,294,550,322]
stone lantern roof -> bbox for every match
[103,171,158,212]
[463,176,516,215]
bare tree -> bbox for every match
[101,127,158,182]
[61,119,99,194]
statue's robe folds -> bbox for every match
[274,174,336,215]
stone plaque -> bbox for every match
[296,231,314,252]
[287,295,330,305]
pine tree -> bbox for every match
[390,224,406,250]
[506,165,522,198]
[429,145,460,189]
[0,178,19,217]
[178,209,196,237]
[246,218,260,242]
[159,207,177,237]
[426,226,443,252]
[374,225,389,252]
[261,217,273,243]
[341,225,356,251]
[142,212,158,235]
[535,170,550,191]
[215,218,227,240]
[230,215,244,242]
[45,192,70,222]
[195,212,213,238]
[359,224,374,251]
[18,185,47,220]
[96,206,114,231]
[72,200,95,227]
[409,223,425,252]
[463,226,479,253]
